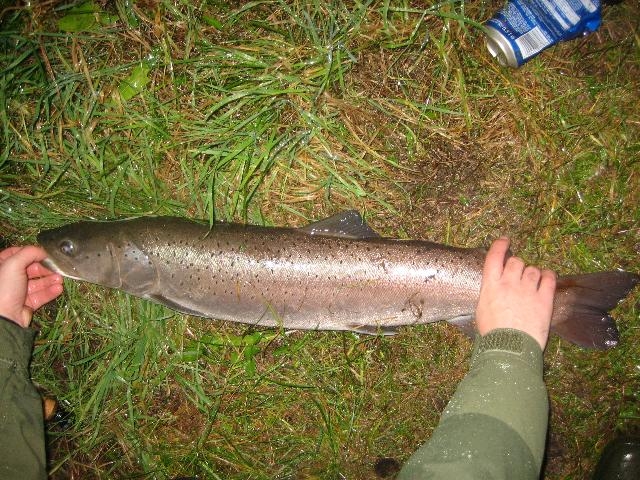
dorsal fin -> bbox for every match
[299,210,380,239]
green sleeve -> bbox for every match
[0,317,47,480]
[398,328,548,480]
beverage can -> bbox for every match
[485,0,603,67]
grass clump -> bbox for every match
[1,0,639,478]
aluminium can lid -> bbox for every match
[484,25,519,68]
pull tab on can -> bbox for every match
[485,0,603,67]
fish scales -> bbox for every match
[124,217,483,331]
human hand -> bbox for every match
[0,246,64,328]
[476,238,556,350]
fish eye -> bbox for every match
[59,240,76,256]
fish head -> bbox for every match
[38,220,129,289]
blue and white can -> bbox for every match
[485,0,603,67]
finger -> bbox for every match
[19,308,34,329]
[26,283,63,311]
[27,274,63,295]
[0,246,24,262]
[538,269,557,297]
[482,237,511,282]
[503,256,526,281]
[26,261,58,279]
[3,246,48,272]
[522,266,542,289]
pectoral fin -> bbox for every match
[147,294,204,317]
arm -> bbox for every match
[0,316,47,480]
[398,329,548,479]
[0,246,63,480]
[398,238,555,480]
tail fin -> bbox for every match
[551,272,639,349]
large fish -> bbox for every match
[37,211,639,349]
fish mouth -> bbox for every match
[41,257,82,281]
[41,257,61,273]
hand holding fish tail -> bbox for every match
[399,237,553,479]
[0,246,64,328]
[476,237,557,350]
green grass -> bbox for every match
[1,0,639,478]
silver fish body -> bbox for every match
[38,213,483,334]
[38,212,639,348]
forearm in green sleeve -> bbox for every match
[398,328,549,480]
[0,316,47,480]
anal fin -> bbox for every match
[347,323,399,336]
